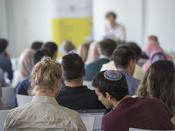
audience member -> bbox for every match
[143,40,173,71]
[85,42,100,64]
[16,49,52,96]
[101,42,145,81]
[43,41,58,61]
[13,41,43,86]
[0,38,13,82]
[113,46,140,96]
[92,70,175,131]
[57,54,104,110]
[137,60,175,114]
[62,40,76,54]
[84,39,117,81]
[104,11,125,42]
[78,42,90,62]
[4,57,86,131]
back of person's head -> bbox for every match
[127,42,142,61]
[92,70,128,108]
[62,54,85,81]
[99,39,117,57]
[137,60,175,112]
[78,42,90,62]
[113,46,135,68]
[43,41,58,60]
[31,41,43,51]
[62,40,76,54]
[105,11,117,20]
[32,57,62,93]
[0,38,8,53]
[33,49,52,65]
[148,35,159,43]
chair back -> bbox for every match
[7,129,65,131]
[0,110,9,131]
[129,128,175,131]
[16,94,33,106]
[2,87,15,109]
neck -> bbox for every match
[65,78,83,87]
[113,95,130,108]
[35,90,56,97]
[117,67,132,75]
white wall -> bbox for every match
[92,0,144,46]
[145,0,175,52]
[3,0,175,57]
[10,0,52,57]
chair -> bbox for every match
[0,110,9,131]
[16,94,33,106]
[2,87,16,109]
[129,128,175,131]
[83,81,94,90]
[7,129,65,131]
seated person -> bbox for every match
[16,49,52,96]
[43,41,58,61]
[4,57,86,131]
[92,70,175,131]
[101,42,145,81]
[57,54,104,110]
[137,60,175,114]
[113,46,140,96]
[0,38,13,82]
[84,39,117,81]
[62,40,76,54]
[13,41,43,86]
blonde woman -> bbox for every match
[4,57,86,131]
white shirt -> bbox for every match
[104,23,126,42]
[4,96,86,131]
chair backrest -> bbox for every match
[129,128,175,131]
[0,110,9,131]
[2,87,15,109]
[16,94,33,106]
[7,129,65,131]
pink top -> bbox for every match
[143,41,173,71]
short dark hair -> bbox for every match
[92,71,128,101]
[31,41,43,51]
[113,46,135,68]
[33,49,52,65]
[127,42,142,60]
[43,42,58,58]
[63,41,75,53]
[0,38,8,53]
[99,39,117,57]
[106,11,117,19]
[62,54,85,80]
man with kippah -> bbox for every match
[92,70,175,131]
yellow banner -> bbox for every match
[52,17,92,49]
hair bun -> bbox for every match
[41,57,52,64]
[104,70,122,81]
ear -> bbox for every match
[56,79,61,89]
[105,92,112,101]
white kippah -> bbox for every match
[104,70,122,81]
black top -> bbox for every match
[56,85,104,110]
